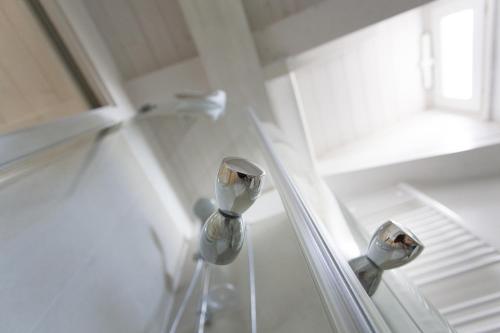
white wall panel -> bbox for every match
[0,132,186,333]
[292,9,425,158]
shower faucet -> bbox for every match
[349,221,424,296]
[199,157,265,265]
[193,198,217,225]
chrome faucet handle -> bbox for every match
[350,221,424,295]
[367,221,424,269]
[200,157,265,265]
[193,198,217,224]
[215,157,265,216]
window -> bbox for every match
[439,9,474,100]
[430,0,486,112]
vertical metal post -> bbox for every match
[168,259,204,333]
[247,225,257,333]
[197,263,212,333]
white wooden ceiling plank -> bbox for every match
[101,0,159,78]
[256,0,274,30]
[358,38,383,131]
[254,0,432,66]
[179,0,275,123]
[158,0,197,63]
[281,0,298,17]
[294,67,324,157]
[311,61,341,153]
[327,58,355,145]
[324,61,346,150]
[85,0,137,79]
[372,27,394,125]
[0,7,59,111]
[268,0,286,24]
[243,0,322,31]
[0,65,37,124]
[128,0,179,67]
[240,0,261,31]
[3,0,87,107]
[343,51,367,139]
[323,59,347,147]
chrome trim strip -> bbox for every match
[168,259,204,333]
[247,226,258,333]
[197,263,211,333]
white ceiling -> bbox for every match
[84,0,198,80]
[84,0,326,80]
[241,0,324,31]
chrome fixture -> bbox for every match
[200,157,265,265]
[349,221,424,296]
[138,90,227,121]
[175,90,226,121]
[193,198,217,225]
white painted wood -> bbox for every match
[40,0,113,106]
[83,0,197,80]
[179,0,275,123]
[83,0,135,80]
[266,72,316,171]
[125,58,210,110]
[441,292,500,315]
[253,0,434,66]
[127,0,178,67]
[290,9,425,159]
[56,0,135,113]
[241,0,322,32]
[318,111,500,176]
[156,0,197,64]
[0,0,88,134]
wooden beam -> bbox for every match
[254,0,434,66]
[179,0,275,123]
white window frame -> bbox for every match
[430,0,486,112]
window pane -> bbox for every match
[439,9,474,100]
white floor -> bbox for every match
[318,111,500,175]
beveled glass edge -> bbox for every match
[248,110,390,333]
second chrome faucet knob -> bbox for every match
[350,221,424,296]
[367,221,424,270]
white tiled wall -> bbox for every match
[0,131,185,333]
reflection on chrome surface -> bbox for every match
[350,221,424,295]
[200,157,265,265]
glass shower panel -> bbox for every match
[166,112,335,332]
[248,110,454,332]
